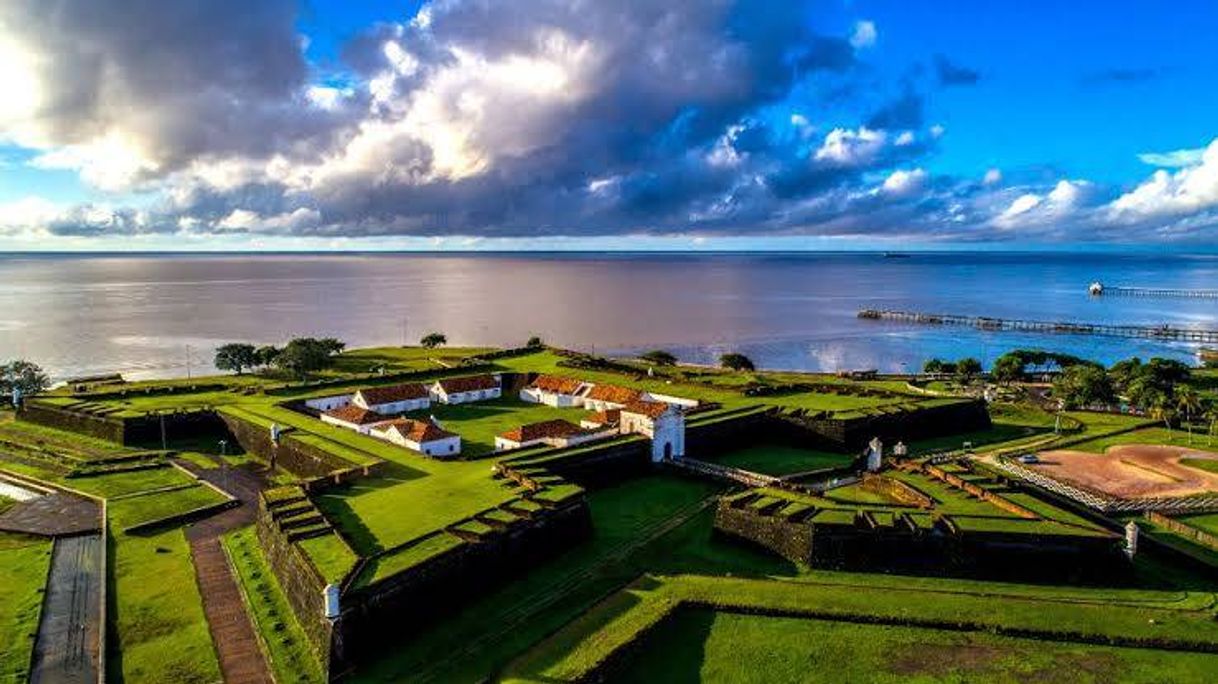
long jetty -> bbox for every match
[1092,284,1218,299]
[858,309,1218,343]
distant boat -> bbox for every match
[883,252,911,259]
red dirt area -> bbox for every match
[1032,444,1218,499]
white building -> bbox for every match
[520,375,589,407]
[352,383,431,414]
[370,418,462,458]
[494,419,616,452]
[304,393,353,412]
[619,400,686,462]
[430,375,502,404]
[320,405,394,434]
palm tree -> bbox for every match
[1176,387,1202,444]
[1148,393,1175,439]
[1206,404,1218,447]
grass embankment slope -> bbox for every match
[504,573,1218,683]
[0,416,222,684]
[223,528,325,684]
[0,532,53,683]
[614,609,1218,683]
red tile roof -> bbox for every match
[500,419,585,443]
[357,383,429,405]
[529,375,584,394]
[583,409,621,426]
[584,384,642,404]
[436,375,499,394]
[621,400,672,420]
[323,405,389,425]
[378,418,457,443]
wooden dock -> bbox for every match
[1091,284,1218,299]
[858,309,1218,343]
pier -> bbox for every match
[1088,282,1218,299]
[858,309,1218,343]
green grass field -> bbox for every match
[707,443,854,475]
[1062,427,1199,454]
[1176,513,1218,536]
[610,608,1218,683]
[108,527,220,684]
[223,528,325,684]
[400,397,588,456]
[0,533,52,683]
[503,573,1218,682]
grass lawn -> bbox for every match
[503,573,1218,683]
[610,608,1218,683]
[349,474,793,683]
[108,528,221,684]
[0,533,52,683]
[331,346,492,375]
[222,528,325,684]
[312,454,524,554]
[1181,458,1218,474]
[1064,427,1199,454]
[400,397,589,457]
[67,466,194,499]
[706,443,854,476]
[107,484,230,530]
[1176,513,1218,536]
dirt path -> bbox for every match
[29,533,101,684]
[180,459,273,684]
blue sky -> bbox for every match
[1,1,1217,250]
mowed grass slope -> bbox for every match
[108,528,220,684]
[612,609,1218,684]
[504,574,1218,683]
[708,443,854,475]
[0,533,53,683]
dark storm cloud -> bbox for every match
[0,0,355,176]
[3,0,965,241]
[933,55,980,86]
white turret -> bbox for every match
[1089,282,1104,296]
[1124,521,1139,559]
[866,437,883,472]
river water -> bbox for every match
[1,251,1215,380]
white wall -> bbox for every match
[642,391,699,409]
[306,394,353,411]
[368,397,430,414]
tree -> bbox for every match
[1148,394,1175,435]
[1176,386,1203,444]
[274,338,339,379]
[214,343,258,375]
[526,336,544,348]
[255,345,281,368]
[1205,403,1218,446]
[1,360,50,403]
[317,338,346,355]
[640,349,678,367]
[955,357,983,380]
[922,358,945,374]
[420,332,447,349]
[1052,365,1115,409]
[719,352,756,372]
[991,353,1026,384]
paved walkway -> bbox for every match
[180,459,273,684]
[29,533,102,684]
[0,493,100,537]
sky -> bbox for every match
[1,0,1217,251]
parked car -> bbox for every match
[1017,453,1040,464]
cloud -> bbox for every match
[1110,138,1218,219]
[933,55,980,87]
[881,168,927,196]
[849,20,877,49]
[1137,147,1207,168]
[983,168,1003,185]
[814,127,888,166]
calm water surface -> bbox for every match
[1,252,1216,380]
